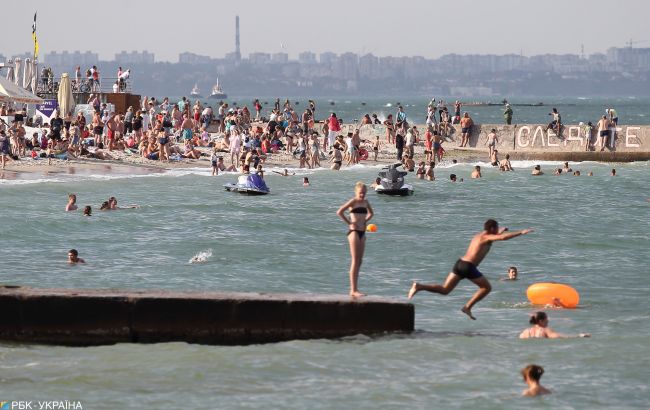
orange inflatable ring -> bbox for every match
[527,282,580,308]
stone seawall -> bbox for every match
[321,123,650,160]
[0,286,414,346]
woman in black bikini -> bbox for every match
[336,182,374,297]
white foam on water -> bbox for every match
[188,249,212,264]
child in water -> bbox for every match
[303,177,310,187]
[521,364,551,397]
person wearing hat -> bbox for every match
[503,103,513,125]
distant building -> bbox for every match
[115,50,154,64]
[298,52,317,64]
[179,52,212,65]
[319,52,337,65]
[249,52,271,65]
[271,53,289,64]
[45,51,98,67]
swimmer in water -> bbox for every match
[408,219,533,320]
[611,168,616,176]
[370,177,381,188]
[336,182,374,298]
[66,194,78,211]
[273,168,295,176]
[531,165,543,175]
[471,165,482,179]
[519,311,590,338]
[500,266,518,281]
[109,196,139,209]
[68,249,85,264]
[83,205,92,216]
[303,177,310,186]
[521,365,551,397]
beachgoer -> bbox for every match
[519,311,590,338]
[531,165,543,176]
[303,177,310,186]
[521,365,551,397]
[373,136,380,161]
[66,194,78,212]
[408,219,534,319]
[370,177,381,188]
[425,162,435,181]
[471,165,482,179]
[460,112,473,147]
[562,162,572,173]
[499,154,513,171]
[610,168,617,176]
[500,266,518,281]
[450,174,457,182]
[547,108,561,134]
[68,249,85,264]
[416,162,426,179]
[503,103,513,125]
[272,168,295,176]
[0,130,10,169]
[336,182,374,297]
[486,129,499,157]
[83,206,92,216]
[327,113,341,150]
[211,149,220,176]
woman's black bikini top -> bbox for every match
[350,207,368,214]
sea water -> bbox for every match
[0,161,649,409]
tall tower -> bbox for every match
[235,15,241,62]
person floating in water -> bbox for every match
[336,182,374,298]
[500,266,518,281]
[408,219,533,319]
[68,249,85,264]
[521,364,551,397]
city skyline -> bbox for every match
[2,0,649,62]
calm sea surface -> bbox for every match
[1,157,649,409]
[195,96,650,126]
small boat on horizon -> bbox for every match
[190,83,202,99]
[209,78,228,100]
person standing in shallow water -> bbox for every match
[408,219,533,319]
[336,182,374,298]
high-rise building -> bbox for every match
[115,51,154,64]
[235,16,241,62]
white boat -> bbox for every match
[209,78,228,100]
[190,83,202,98]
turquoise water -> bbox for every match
[1,160,649,409]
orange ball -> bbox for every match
[366,224,378,233]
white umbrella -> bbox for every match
[5,64,14,82]
[31,60,38,94]
[57,73,75,116]
[14,58,22,87]
[0,76,44,104]
[23,58,32,90]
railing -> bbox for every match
[35,77,133,96]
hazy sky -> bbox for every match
[3,0,649,62]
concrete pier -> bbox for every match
[0,286,414,346]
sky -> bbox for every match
[2,0,649,62]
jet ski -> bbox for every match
[374,163,414,196]
[224,174,270,195]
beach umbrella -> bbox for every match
[23,58,32,90]
[57,73,75,116]
[31,60,38,94]
[5,64,14,82]
[0,76,44,104]
[14,58,22,87]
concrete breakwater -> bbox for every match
[322,123,650,160]
[0,286,414,346]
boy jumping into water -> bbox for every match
[408,219,533,319]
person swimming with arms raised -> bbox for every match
[408,219,533,319]
[336,182,374,298]
[273,168,295,176]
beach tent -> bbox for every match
[57,73,75,116]
[0,76,44,104]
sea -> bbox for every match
[193,95,650,126]
[1,97,649,409]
